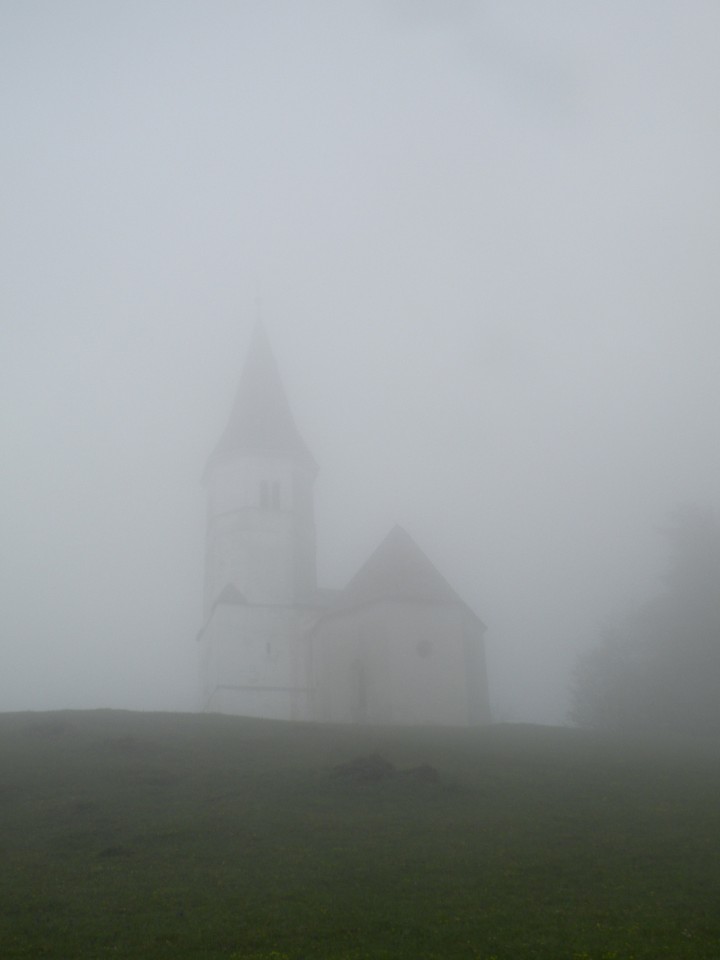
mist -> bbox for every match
[2,2,719,722]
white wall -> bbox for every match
[200,602,319,720]
[310,600,490,726]
[200,596,491,727]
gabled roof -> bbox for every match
[215,583,246,606]
[206,322,316,472]
[340,525,469,609]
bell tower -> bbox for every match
[203,323,317,619]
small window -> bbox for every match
[417,639,433,658]
[260,480,269,508]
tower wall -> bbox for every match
[200,603,319,719]
[203,452,316,618]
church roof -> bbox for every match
[206,322,316,471]
[339,525,472,610]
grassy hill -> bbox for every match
[1,711,720,959]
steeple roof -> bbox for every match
[340,525,471,609]
[207,322,316,471]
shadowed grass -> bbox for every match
[1,711,720,958]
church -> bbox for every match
[198,324,491,726]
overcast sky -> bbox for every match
[2,1,719,721]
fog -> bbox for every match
[2,2,719,722]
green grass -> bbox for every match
[1,711,720,959]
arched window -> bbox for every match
[271,480,281,509]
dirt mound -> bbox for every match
[404,762,440,784]
[332,754,440,785]
[331,753,397,783]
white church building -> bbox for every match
[198,324,490,726]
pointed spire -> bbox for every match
[341,526,466,607]
[207,322,316,471]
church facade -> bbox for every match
[198,324,490,726]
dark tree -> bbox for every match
[570,506,720,735]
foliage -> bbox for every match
[570,506,720,735]
[2,710,720,959]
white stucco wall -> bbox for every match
[203,452,316,615]
[309,600,490,726]
[200,602,320,720]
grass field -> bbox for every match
[1,710,720,959]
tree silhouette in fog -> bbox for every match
[570,505,720,735]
